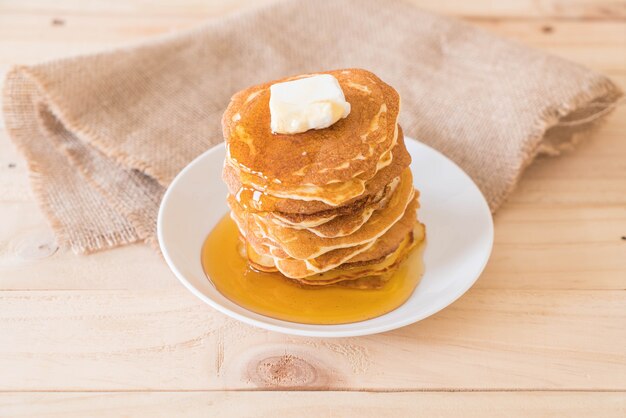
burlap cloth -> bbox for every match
[3,0,622,253]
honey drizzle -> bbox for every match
[235,186,278,212]
[201,215,425,325]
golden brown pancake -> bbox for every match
[223,69,400,189]
[230,169,414,260]
[273,197,419,278]
[241,222,424,290]
[296,225,422,288]
[238,196,419,279]
[263,220,424,287]
[222,127,411,215]
[253,170,413,259]
[345,199,423,264]
[265,176,399,238]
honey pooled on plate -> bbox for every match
[201,214,425,325]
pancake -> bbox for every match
[267,177,394,226]
[273,197,418,278]
[266,176,400,238]
[223,69,400,190]
[343,199,423,265]
[242,221,423,290]
[228,169,413,260]
[239,196,419,279]
[222,126,411,215]
[295,223,423,288]
[250,169,414,260]
[244,218,423,287]
[226,124,395,206]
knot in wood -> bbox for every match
[250,354,323,388]
[14,230,58,260]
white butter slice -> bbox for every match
[269,74,351,134]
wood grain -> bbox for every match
[0,15,624,72]
[2,0,625,19]
[0,392,624,418]
[1,289,624,391]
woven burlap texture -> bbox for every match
[3,0,622,253]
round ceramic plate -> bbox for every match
[158,138,493,337]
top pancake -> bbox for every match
[222,68,400,191]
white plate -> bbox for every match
[158,138,493,337]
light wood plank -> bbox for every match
[0,204,176,290]
[0,15,624,73]
[1,289,624,390]
[0,0,277,19]
[0,392,624,418]
[2,0,625,19]
[0,139,31,203]
[0,14,624,46]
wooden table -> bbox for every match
[1,1,624,416]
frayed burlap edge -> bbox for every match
[487,77,622,212]
[3,68,142,253]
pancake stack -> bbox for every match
[222,69,424,289]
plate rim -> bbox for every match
[157,137,494,337]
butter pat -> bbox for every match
[269,74,351,134]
